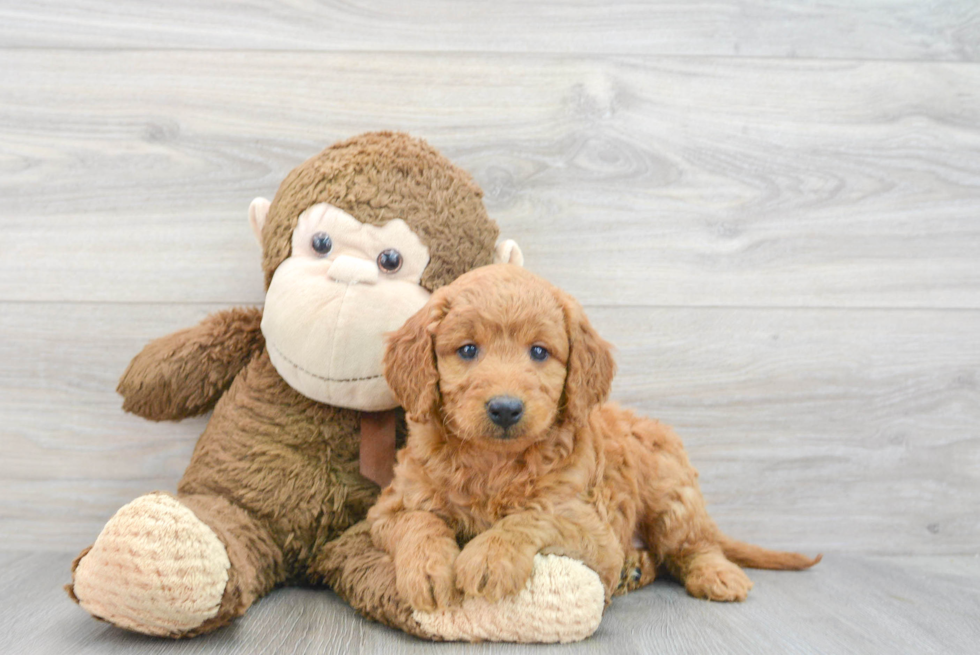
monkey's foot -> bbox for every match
[414,554,604,643]
[69,492,230,636]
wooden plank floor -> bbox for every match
[2,551,978,655]
[3,302,978,554]
[1,1,978,652]
[1,1,978,60]
[3,52,979,308]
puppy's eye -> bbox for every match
[311,232,332,256]
[457,344,478,360]
[529,345,549,361]
[377,249,402,273]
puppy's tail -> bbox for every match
[719,535,822,570]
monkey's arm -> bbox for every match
[118,307,264,421]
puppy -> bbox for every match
[367,264,819,612]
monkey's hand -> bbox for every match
[118,307,264,421]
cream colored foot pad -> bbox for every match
[414,554,605,643]
[72,493,230,636]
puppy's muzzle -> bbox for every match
[486,395,524,431]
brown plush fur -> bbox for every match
[67,132,499,638]
[370,265,820,611]
[262,131,498,291]
[117,307,265,421]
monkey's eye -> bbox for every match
[311,232,332,256]
[377,248,403,273]
[457,344,478,360]
[529,345,549,362]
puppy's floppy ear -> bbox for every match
[383,289,451,422]
[557,290,616,425]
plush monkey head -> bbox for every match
[249,132,522,411]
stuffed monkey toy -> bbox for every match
[67,132,605,643]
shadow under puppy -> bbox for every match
[368,264,820,613]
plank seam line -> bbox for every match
[0,300,978,312]
[0,46,979,66]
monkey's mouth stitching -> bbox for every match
[268,341,383,383]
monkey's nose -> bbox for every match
[486,396,524,430]
[328,255,378,285]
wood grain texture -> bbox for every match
[2,551,978,654]
[2,51,979,307]
[1,0,979,615]
[3,302,976,555]
[1,1,978,61]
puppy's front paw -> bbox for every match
[454,532,534,603]
[684,557,754,602]
[396,541,461,612]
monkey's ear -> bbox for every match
[557,290,616,426]
[383,290,451,422]
[493,239,524,267]
[248,197,272,247]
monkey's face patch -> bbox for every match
[262,203,431,410]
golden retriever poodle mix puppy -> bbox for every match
[368,264,820,612]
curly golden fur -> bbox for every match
[369,264,820,612]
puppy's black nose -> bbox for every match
[486,396,524,429]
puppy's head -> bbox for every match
[383,265,615,450]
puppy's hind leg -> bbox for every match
[668,546,753,602]
[643,482,753,602]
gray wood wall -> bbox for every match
[1,1,978,556]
